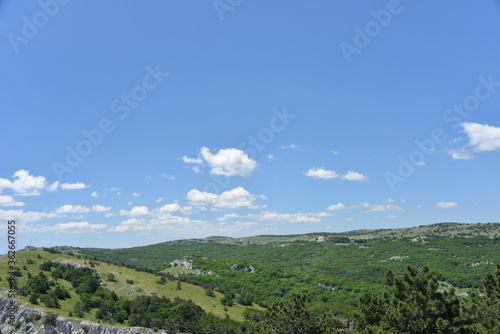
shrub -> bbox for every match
[43,313,58,327]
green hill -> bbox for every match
[67,223,500,314]
[0,250,264,324]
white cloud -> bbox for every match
[55,205,91,214]
[105,187,122,192]
[245,211,329,223]
[217,221,258,233]
[0,170,88,196]
[387,215,397,219]
[158,203,181,213]
[449,123,500,160]
[200,147,258,177]
[280,144,298,150]
[434,202,459,209]
[161,174,175,180]
[182,156,203,164]
[109,215,210,233]
[357,203,405,213]
[191,166,202,174]
[0,195,24,207]
[304,167,338,180]
[448,148,474,160]
[217,213,240,221]
[60,182,87,190]
[386,198,395,203]
[92,205,111,212]
[267,154,275,161]
[462,122,500,152]
[0,170,46,196]
[415,161,426,167]
[327,202,346,211]
[91,191,99,198]
[52,221,107,233]
[331,150,340,155]
[341,171,367,181]
[47,181,59,192]
[0,209,59,222]
[187,187,258,209]
[120,206,149,216]
[156,197,164,203]
[132,193,141,199]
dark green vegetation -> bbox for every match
[255,264,500,333]
[2,223,499,333]
[76,223,499,314]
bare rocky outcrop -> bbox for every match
[0,297,173,334]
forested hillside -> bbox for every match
[3,223,499,333]
[74,223,499,314]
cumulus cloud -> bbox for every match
[304,167,338,180]
[120,206,149,216]
[52,221,107,233]
[327,202,346,211]
[341,171,367,181]
[91,191,99,198]
[183,147,258,177]
[200,147,258,177]
[434,202,459,209]
[55,205,91,214]
[0,170,46,196]
[187,187,258,209]
[0,170,88,196]
[158,203,181,213]
[92,205,111,212]
[0,195,24,207]
[449,123,500,159]
[462,122,500,152]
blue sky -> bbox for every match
[1,0,499,249]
